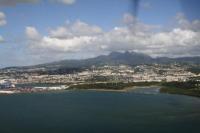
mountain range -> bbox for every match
[2,51,200,72]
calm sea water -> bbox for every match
[0,87,200,133]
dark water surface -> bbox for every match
[0,87,200,133]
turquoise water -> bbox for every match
[0,88,200,133]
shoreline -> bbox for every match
[0,85,160,95]
[0,81,199,98]
[72,85,162,92]
[72,85,161,92]
[0,90,19,94]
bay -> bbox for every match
[0,87,200,133]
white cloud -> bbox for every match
[0,0,39,6]
[0,35,4,42]
[53,0,75,5]
[122,13,160,32]
[49,26,72,39]
[49,20,102,38]
[70,20,103,36]
[25,13,200,62]
[123,13,137,25]
[0,12,6,26]
[25,26,41,40]
[26,22,99,53]
[0,0,75,6]
[175,12,200,31]
[140,2,152,10]
[0,12,6,43]
[30,35,96,53]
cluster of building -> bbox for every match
[0,79,15,89]
[75,64,197,82]
[0,64,199,88]
[0,63,199,94]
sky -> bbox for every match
[0,0,200,68]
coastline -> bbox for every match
[160,81,200,98]
[160,87,200,97]
[0,81,199,98]
[0,90,19,94]
[0,85,160,95]
[69,85,161,93]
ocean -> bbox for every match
[0,87,200,133]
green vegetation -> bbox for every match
[160,81,200,97]
[69,80,200,98]
[68,82,160,90]
[16,80,200,98]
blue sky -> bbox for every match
[0,0,200,68]
[0,0,183,34]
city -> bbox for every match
[0,0,200,132]
[0,63,199,94]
